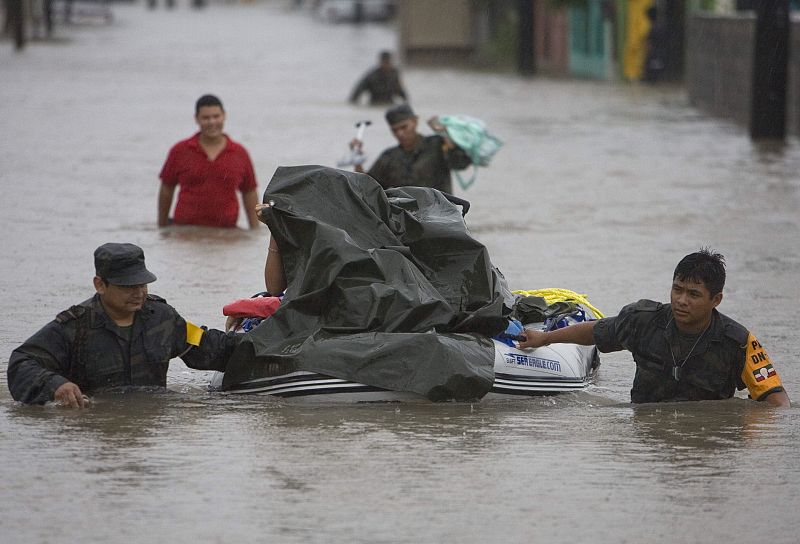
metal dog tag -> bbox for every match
[672,366,681,381]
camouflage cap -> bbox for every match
[94,243,157,285]
[385,103,416,126]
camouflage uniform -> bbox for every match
[349,67,407,105]
[7,293,238,404]
[593,299,784,403]
[367,135,471,194]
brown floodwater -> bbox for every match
[1,3,799,543]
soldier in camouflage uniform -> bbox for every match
[349,51,408,106]
[515,248,790,407]
[7,243,239,408]
[354,104,471,194]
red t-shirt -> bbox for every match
[159,133,257,228]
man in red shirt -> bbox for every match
[158,94,260,229]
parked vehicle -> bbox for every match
[315,0,395,23]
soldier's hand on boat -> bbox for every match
[349,138,363,151]
[514,329,549,350]
[53,381,90,408]
[225,315,243,333]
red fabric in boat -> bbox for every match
[223,297,281,318]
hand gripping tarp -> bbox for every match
[221,165,514,401]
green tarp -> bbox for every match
[221,165,513,401]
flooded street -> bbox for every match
[2,2,800,543]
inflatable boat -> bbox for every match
[209,301,600,403]
[209,341,598,402]
[212,166,603,403]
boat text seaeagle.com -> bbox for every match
[504,353,562,373]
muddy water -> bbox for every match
[1,3,799,543]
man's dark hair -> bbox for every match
[195,94,224,114]
[673,247,726,297]
[379,50,392,62]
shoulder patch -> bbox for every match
[633,299,662,312]
[146,294,167,304]
[55,304,87,324]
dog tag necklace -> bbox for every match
[668,320,710,381]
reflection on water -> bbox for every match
[2,386,800,542]
[629,399,774,451]
[1,2,800,543]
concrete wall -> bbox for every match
[686,13,755,128]
[398,0,474,66]
[397,1,571,75]
[534,2,569,75]
[687,13,800,137]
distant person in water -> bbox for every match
[352,104,471,194]
[158,94,260,229]
[516,248,790,407]
[349,50,408,106]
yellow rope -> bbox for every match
[512,288,605,319]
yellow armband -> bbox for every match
[741,332,783,400]
[185,321,205,347]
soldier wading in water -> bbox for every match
[516,248,790,407]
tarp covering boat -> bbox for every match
[221,165,515,401]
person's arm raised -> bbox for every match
[264,237,287,295]
[256,203,288,295]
